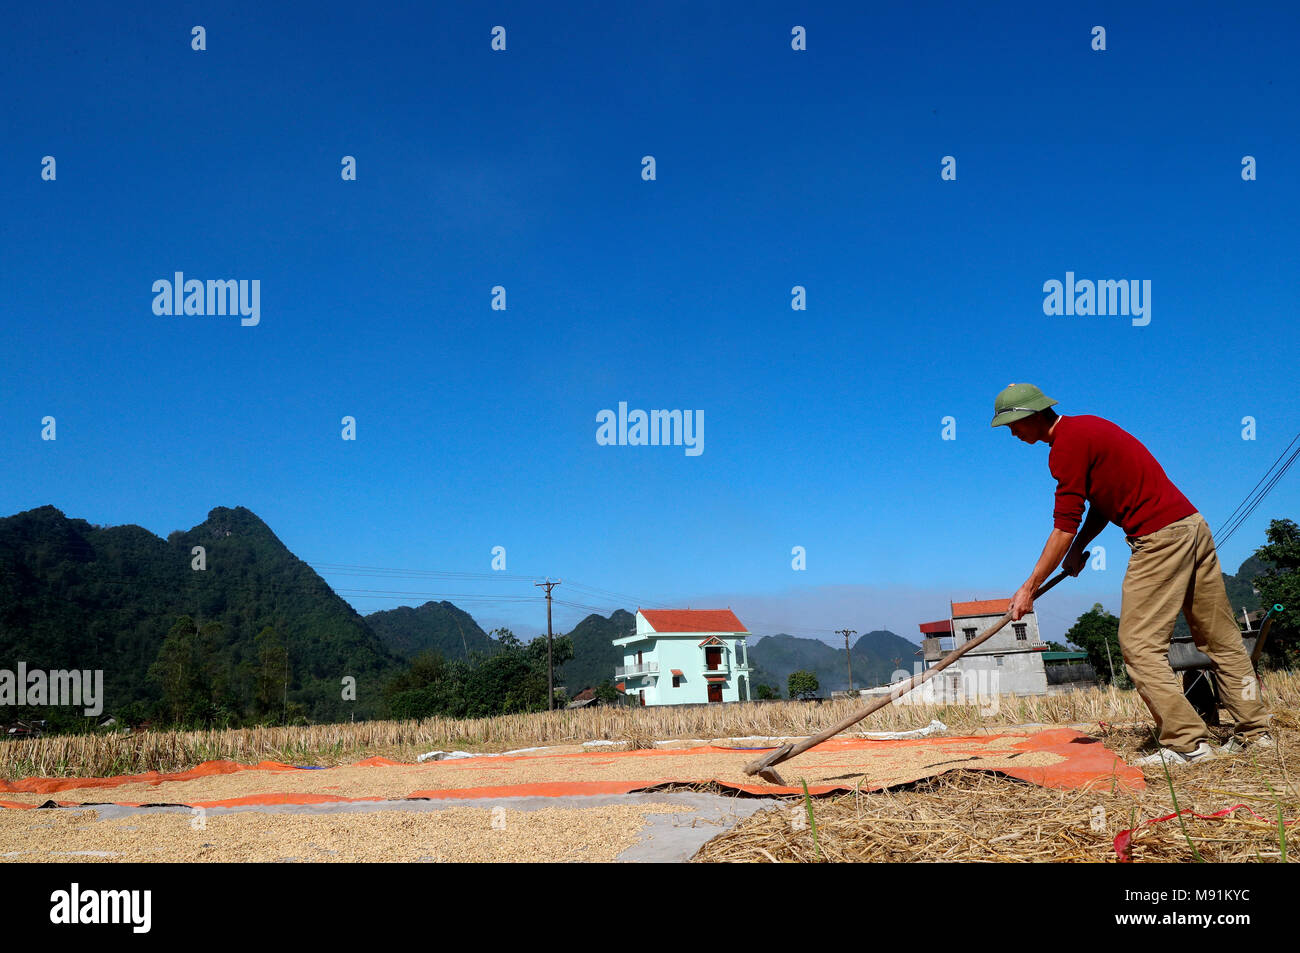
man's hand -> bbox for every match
[1062,546,1088,577]
[1014,526,1083,621]
[1009,582,1035,622]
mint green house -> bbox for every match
[614,609,752,706]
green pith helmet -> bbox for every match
[991,383,1058,428]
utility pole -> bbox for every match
[836,629,856,693]
[535,579,561,710]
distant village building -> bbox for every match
[613,609,752,706]
[1041,650,1097,693]
[565,688,601,710]
[917,598,1048,696]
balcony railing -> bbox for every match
[615,662,659,678]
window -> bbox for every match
[1013,624,1027,641]
[963,628,977,642]
[996,656,1004,667]
[672,675,681,688]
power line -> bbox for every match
[1214,430,1300,547]
[1213,431,1300,540]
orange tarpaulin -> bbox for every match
[0,728,1143,809]
[0,759,298,795]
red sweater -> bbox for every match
[1047,415,1196,539]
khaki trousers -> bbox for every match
[1119,512,1270,752]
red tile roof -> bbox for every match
[640,609,747,633]
[952,598,1012,618]
[919,620,952,635]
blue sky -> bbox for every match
[3,1,1297,646]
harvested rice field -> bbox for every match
[16,675,1300,781]
[2,681,1296,862]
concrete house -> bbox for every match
[613,609,752,706]
[917,598,1048,696]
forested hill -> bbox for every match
[366,600,496,661]
[747,629,921,696]
[0,505,402,723]
[556,609,634,693]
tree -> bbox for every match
[254,625,290,719]
[1066,603,1130,688]
[385,651,469,719]
[384,651,449,699]
[491,627,523,651]
[593,680,620,703]
[148,615,198,723]
[788,670,819,700]
[1252,518,1299,670]
[385,630,578,719]
[113,700,152,728]
[755,684,781,700]
[147,616,227,725]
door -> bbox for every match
[705,646,721,671]
[707,683,723,704]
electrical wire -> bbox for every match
[1214,431,1300,548]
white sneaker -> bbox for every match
[1220,732,1275,754]
[1135,742,1217,767]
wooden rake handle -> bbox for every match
[742,563,1081,777]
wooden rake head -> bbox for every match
[743,743,794,787]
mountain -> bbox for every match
[0,505,402,723]
[1225,555,1268,614]
[557,609,634,694]
[366,600,496,661]
[748,630,920,696]
[853,629,928,682]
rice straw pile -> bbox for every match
[693,716,1300,863]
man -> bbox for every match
[991,383,1272,766]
